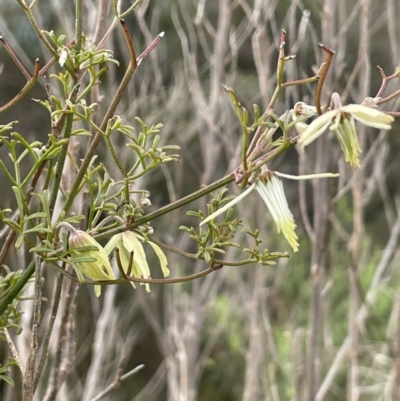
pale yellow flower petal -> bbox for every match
[141,238,170,277]
[298,110,338,146]
[340,104,394,130]
[333,116,361,167]
[255,177,299,252]
[200,184,255,226]
[121,231,151,292]
[68,229,115,297]
[275,172,340,180]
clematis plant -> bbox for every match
[201,170,339,252]
[297,93,394,167]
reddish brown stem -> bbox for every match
[315,43,335,115]
[375,66,399,98]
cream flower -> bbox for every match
[200,171,339,252]
[290,102,321,136]
[105,231,169,292]
[298,104,394,167]
[255,175,299,251]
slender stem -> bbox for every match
[241,125,249,173]
[244,139,293,183]
[0,36,31,80]
[266,30,287,112]
[76,67,109,102]
[43,277,77,401]
[315,44,335,115]
[147,235,288,265]
[74,0,83,53]
[22,7,58,58]
[137,32,165,65]
[375,66,389,98]
[49,113,74,216]
[34,268,65,391]
[0,59,40,113]
[110,263,223,285]
[0,261,35,315]
[22,256,43,401]
[104,133,131,207]
[377,87,400,105]
[247,32,287,158]
[95,174,234,241]
[90,365,145,401]
[4,328,24,373]
[105,135,127,177]
[120,19,137,69]
[119,0,143,18]
[281,69,322,88]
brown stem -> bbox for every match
[34,268,65,392]
[0,36,31,80]
[0,58,40,113]
[315,44,335,115]
[120,19,137,69]
[114,244,222,285]
[22,256,43,401]
[375,66,399,98]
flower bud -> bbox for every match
[59,47,69,67]
[68,229,115,296]
[139,198,152,208]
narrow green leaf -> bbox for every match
[12,186,27,220]
[29,246,54,253]
[23,224,53,234]
[15,234,24,249]
[0,160,17,185]
[11,132,38,161]
[0,375,15,387]
[24,212,48,221]
[39,190,51,225]
[2,219,22,233]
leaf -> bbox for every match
[12,187,28,220]
[23,224,53,235]
[0,375,15,387]
[15,234,24,249]
[2,219,22,233]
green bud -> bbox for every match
[68,229,115,297]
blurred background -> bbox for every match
[1,0,400,400]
